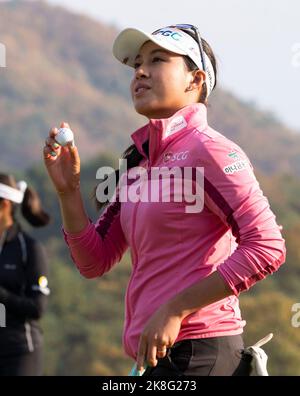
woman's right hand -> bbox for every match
[43,122,81,196]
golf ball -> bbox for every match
[55,127,74,147]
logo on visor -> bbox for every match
[152,29,183,41]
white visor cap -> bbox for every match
[0,181,27,204]
[112,26,215,97]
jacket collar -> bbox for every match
[130,103,208,164]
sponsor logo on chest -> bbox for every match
[3,263,17,270]
[165,116,188,137]
[163,150,189,163]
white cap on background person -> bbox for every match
[0,180,27,204]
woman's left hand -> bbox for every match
[136,304,182,372]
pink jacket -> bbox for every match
[62,103,286,360]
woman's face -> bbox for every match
[0,200,5,221]
[130,41,197,119]
[0,199,11,222]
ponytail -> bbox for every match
[21,186,50,227]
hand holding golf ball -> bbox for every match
[55,127,75,147]
[43,122,81,195]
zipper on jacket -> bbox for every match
[123,158,151,356]
[25,322,34,352]
[0,229,7,256]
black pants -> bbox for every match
[0,348,43,376]
[143,335,252,376]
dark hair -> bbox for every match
[0,173,50,227]
[93,34,217,212]
[182,33,218,105]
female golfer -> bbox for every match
[43,24,286,376]
[0,174,50,375]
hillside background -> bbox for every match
[0,0,300,375]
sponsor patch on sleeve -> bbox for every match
[223,150,251,175]
[223,160,249,175]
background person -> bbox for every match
[0,173,50,376]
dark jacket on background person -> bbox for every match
[0,221,49,357]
